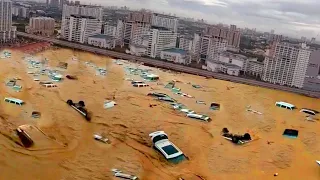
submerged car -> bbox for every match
[149,131,185,161]
[66,100,91,121]
[147,92,168,98]
[186,113,211,122]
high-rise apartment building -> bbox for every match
[263,43,311,88]
[115,19,124,46]
[178,36,193,52]
[61,4,102,42]
[304,50,320,91]
[147,27,177,58]
[0,0,16,43]
[192,33,201,55]
[128,11,152,23]
[62,4,103,20]
[311,37,316,44]
[124,21,150,45]
[26,17,55,36]
[104,24,117,37]
[63,15,102,43]
[200,35,227,61]
[205,25,240,48]
[151,13,178,33]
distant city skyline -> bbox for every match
[48,0,318,39]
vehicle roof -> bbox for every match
[4,97,24,104]
[276,101,295,108]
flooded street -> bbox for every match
[0,48,319,180]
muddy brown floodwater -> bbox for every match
[0,48,319,180]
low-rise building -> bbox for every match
[204,59,241,76]
[160,48,191,65]
[129,44,147,56]
[88,34,115,49]
[218,51,248,71]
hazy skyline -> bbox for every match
[51,0,320,38]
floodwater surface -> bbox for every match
[0,48,319,180]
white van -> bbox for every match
[42,84,57,88]
[4,97,24,106]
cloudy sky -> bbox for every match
[87,0,320,38]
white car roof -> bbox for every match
[154,139,183,159]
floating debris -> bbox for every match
[94,134,108,143]
[111,169,139,180]
[57,62,68,69]
[104,100,117,109]
[246,106,262,115]
[196,100,206,105]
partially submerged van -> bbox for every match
[300,108,319,116]
[4,97,24,106]
[133,83,149,87]
[275,101,295,110]
[42,83,57,88]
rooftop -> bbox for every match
[162,48,187,55]
[151,26,170,31]
[206,59,241,69]
[70,15,97,19]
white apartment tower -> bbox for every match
[124,21,150,45]
[263,43,311,88]
[179,36,193,52]
[63,15,102,43]
[151,13,178,32]
[200,35,227,61]
[147,27,177,58]
[62,4,103,20]
[0,0,16,43]
[61,4,102,43]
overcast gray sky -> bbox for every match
[85,0,320,38]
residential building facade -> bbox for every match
[26,17,55,36]
[262,43,311,88]
[63,15,102,44]
[61,4,102,42]
[200,35,227,62]
[0,0,16,43]
[104,24,116,37]
[304,50,320,91]
[151,13,178,32]
[179,36,193,52]
[246,59,264,77]
[147,27,177,58]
